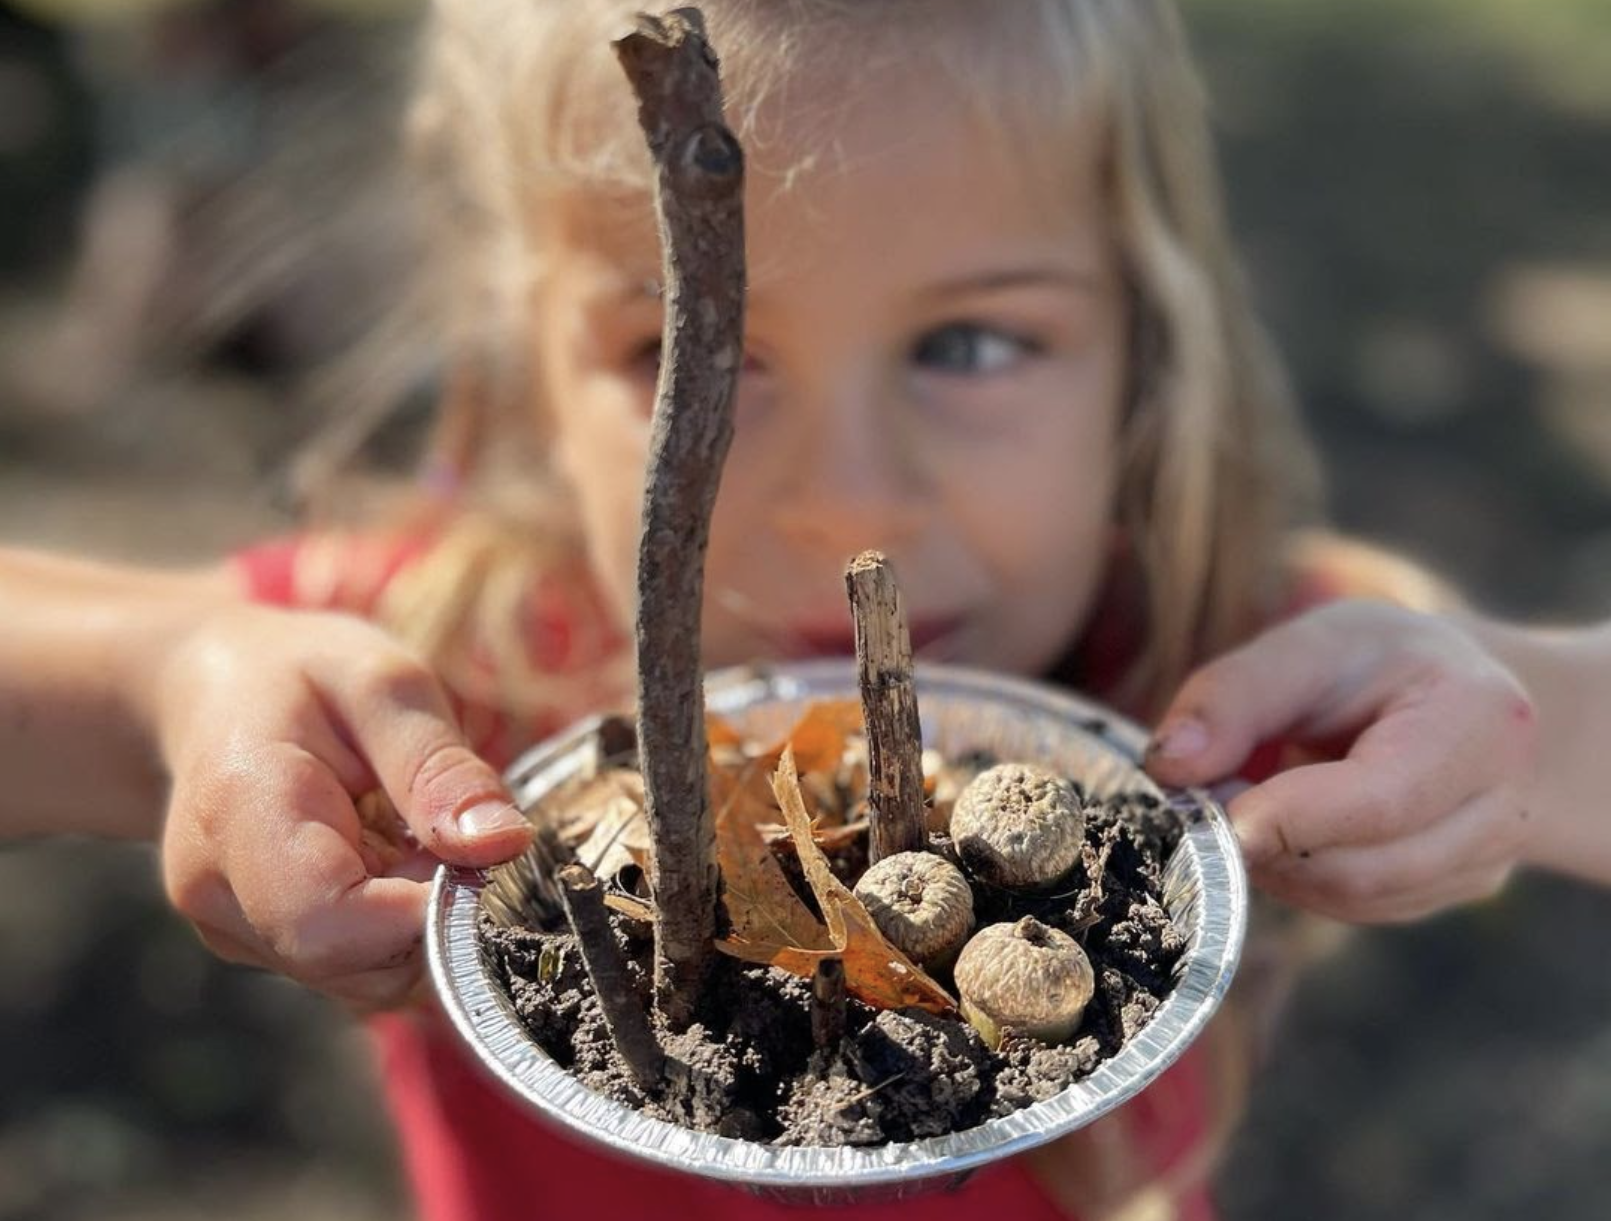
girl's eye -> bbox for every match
[628,338,770,381]
[910,323,1037,375]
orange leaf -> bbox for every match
[767,749,956,1014]
[715,806,835,965]
[705,713,745,749]
[713,736,835,966]
[756,699,865,775]
[708,751,778,836]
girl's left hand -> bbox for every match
[1145,600,1540,923]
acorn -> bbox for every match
[949,762,1085,889]
[851,850,975,968]
[953,917,1094,1047]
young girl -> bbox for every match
[3,0,1606,1218]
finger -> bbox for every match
[317,655,531,866]
[1257,859,1512,925]
[1370,863,1513,921]
[207,833,430,997]
[1249,791,1526,922]
[339,962,438,1015]
[1229,682,1523,863]
[202,904,425,1009]
[163,775,278,963]
[322,952,427,1013]
[301,717,379,798]
[215,750,433,979]
[237,833,429,981]
[194,919,277,971]
[1146,606,1386,787]
[167,739,439,994]
[384,845,448,885]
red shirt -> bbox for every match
[235,534,1219,1221]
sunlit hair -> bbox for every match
[395,0,1321,717]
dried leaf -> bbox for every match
[713,736,833,962]
[765,749,956,1014]
[569,771,649,879]
[704,700,869,836]
[708,750,778,834]
[762,818,869,853]
[706,713,745,750]
[603,892,655,923]
[716,813,835,963]
[810,819,870,852]
[756,699,865,774]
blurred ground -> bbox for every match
[0,1,1608,1219]
[1191,5,1611,1218]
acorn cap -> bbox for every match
[950,762,1085,889]
[953,917,1095,1047]
[852,850,975,968]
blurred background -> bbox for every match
[0,0,1607,1217]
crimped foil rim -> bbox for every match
[427,660,1247,1190]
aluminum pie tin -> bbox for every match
[428,660,1247,1202]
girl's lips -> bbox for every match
[785,615,965,660]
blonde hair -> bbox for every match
[385,0,1320,721]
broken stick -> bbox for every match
[558,863,666,1090]
[811,957,848,1059]
[846,551,928,863]
[613,9,746,1030]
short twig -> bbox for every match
[846,551,928,862]
[830,1072,909,1114]
[558,863,666,1090]
[811,958,847,1059]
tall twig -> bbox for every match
[613,9,746,1030]
[846,551,928,862]
[557,863,666,1089]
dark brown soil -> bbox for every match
[479,784,1186,1148]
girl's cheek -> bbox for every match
[542,372,652,610]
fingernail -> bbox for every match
[1149,718,1210,760]
[457,800,528,838]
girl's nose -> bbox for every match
[766,374,929,555]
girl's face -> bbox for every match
[532,78,1127,677]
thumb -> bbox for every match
[328,660,533,867]
[1145,610,1361,788]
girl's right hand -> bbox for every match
[154,606,533,1010]
[1145,601,1539,923]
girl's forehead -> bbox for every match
[533,0,1109,239]
[543,62,1109,283]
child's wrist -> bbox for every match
[1470,617,1609,878]
[132,585,244,755]
[0,550,240,841]
[103,572,244,839]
